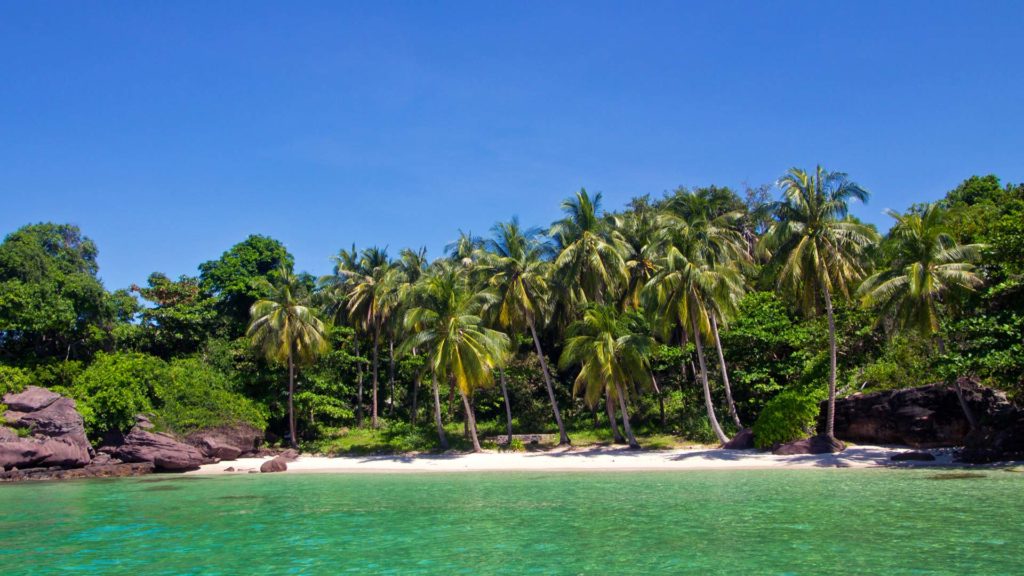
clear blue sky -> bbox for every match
[2,1,1021,290]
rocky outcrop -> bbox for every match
[0,462,153,482]
[1,386,92,470]
[773,435,846,455]
[824,380,1013,448]
[185,424,262,461]
[722,429,755,450]
[260,457,288,473]
[110,416,207,472]
[961,407,1024,464]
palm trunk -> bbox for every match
[498,367,513,445]
[614,381,640,449]
[355,339,364,427]
[448,383,455,420]
[605,390,625,443]
[821,281,838,440]
[710,312,742,429]
[528,320,569,445]
[652,374,667,429]
[431,372,448,449]
[690,313,729,445]
[388,338,396,418]
[461,390,482,452]
[371,328,380,428]
[411,370,420,427]
[287,349,298,448]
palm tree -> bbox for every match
[480,218,570,445]
[396,247,429,424]
[404,263,509,452]
[551,188,628,312]
[859,202,984,426]
[248,266,328,448]
[760,166,878,441]
[559,305,655,449]
[346,247,401,428]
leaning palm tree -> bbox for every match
[480,218,570,445]
[248,266,328,448]
[346,247,401,428]
[859,202,984,426]
[759,166,878,441]
[559,305,655,449]
[404,263,509,452]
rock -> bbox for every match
[2,387,92,470]
[185,424,262,461]
[134,414,156,430]
[891,451,937,461]
[0,462,153,483]
[825,380,1014,448]
[224,466,235,472]
[278,448,299,462]
[722,428,755,450]
[112,426,206,472]
[0,426,18,442]
[260,457,288,473]
[961,409,1024,464]
[3,386,61,412]
[773,435,846,455]
[88,453,121,466]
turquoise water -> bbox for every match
[1,469,1022,575]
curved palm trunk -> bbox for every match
[528,320,570,445]
[652,374,667,429]
[710,312,742,429]
[613,381,640,449]
[690,314,729,445]
[460,390,482,452]
[431,372,448,449]
[371,328,380,428]
[498,367,513,445]
[605,390,625,443]
[287,349,298,448]
[355,339,364,427]
[388,338,396,418]
[821,282,838,440]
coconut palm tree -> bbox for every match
[247,266,328,448]
[859,202,984,426]
[346,247,401,428]
[559,304,655,449]
[760,166,878,441]
[396,247,429,424]
[403,263,509,452]
[480,218,570,445]
[551,188,628,312]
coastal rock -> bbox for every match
[960,409,1024,464]
[260,457,288,473]
[0,462,153,482]
[1,387,92,470]
[279,448,299,462]
[722,429,755,450]
[891,451,937,462]
[185,424,262,461]
[825,380,1012,448]
[773,435,846,455]
[112,425,206,472]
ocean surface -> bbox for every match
[1,468,1021,575]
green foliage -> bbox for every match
[0,364,31,396]
[199,235,294,336]
[506,437,526,452]
[752,387,826,449]
[71,352,168,436]
[133,273,218,357]
[154,358,269,434]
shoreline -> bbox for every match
[184,445,1002,476]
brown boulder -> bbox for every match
[773,435,846,455]
[0,437,52,470]
[260,457,288,473]
[824,380,1012,448]
[2,387,92,469]
[112,426,206,472]
[185,424,262,461]
[722,429,755,450]
[3,386,61,412]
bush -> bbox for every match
[71,352,168,436]
[752,387,826,449]
[154,357,268,434]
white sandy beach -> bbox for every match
[186,445,969,475]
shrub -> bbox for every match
[154,357,268,434]
[752,387,826,449]
[507,437,526,452]
[71,352,168,436]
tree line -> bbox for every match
[1,170,1021,452]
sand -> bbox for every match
[186,445,964,475]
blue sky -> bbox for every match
[2,1,1021,290]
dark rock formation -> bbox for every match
[890,451,937,462]
[185,424,262,461]
[260,457,288,473]
[961,408,1024,464]
[722,429,755,450]
[111,416,207,472]
[2,386,92,470]
[0,462,153,482]
[825,380,1013,448]
[773,435,846,455]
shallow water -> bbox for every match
[1,468,1021,575]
